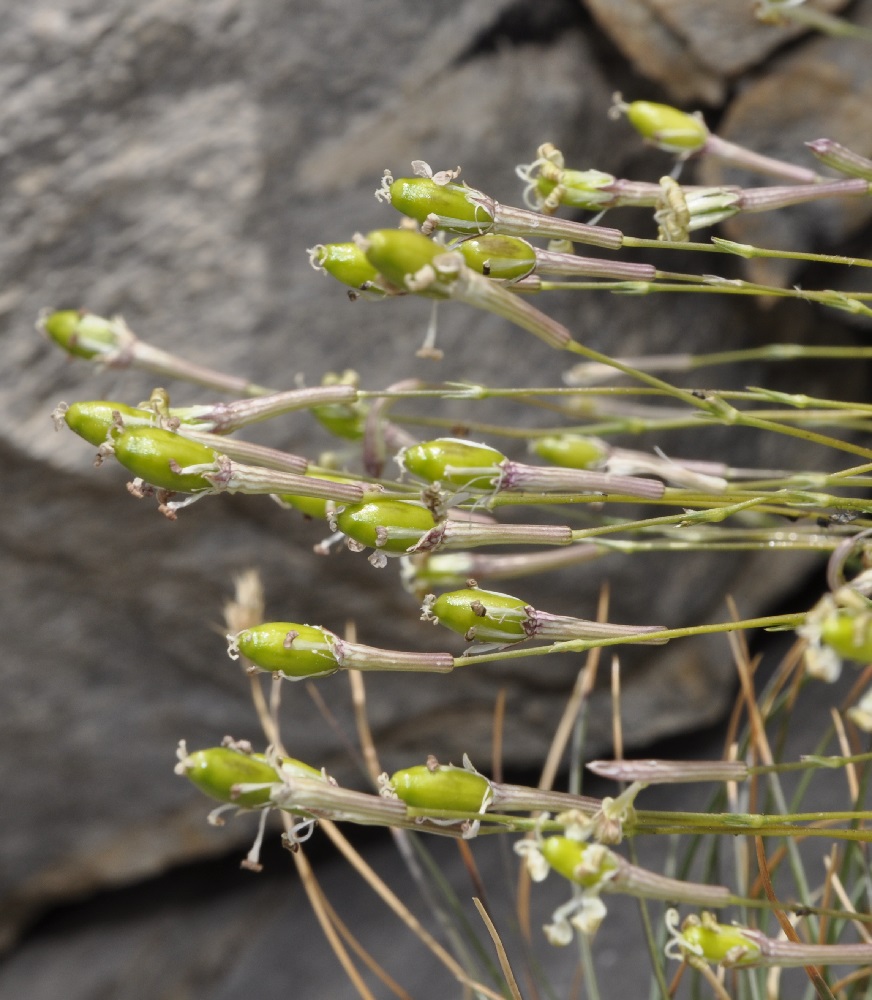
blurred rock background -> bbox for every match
[2,0,871,994]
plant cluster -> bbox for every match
[42,88,872,998]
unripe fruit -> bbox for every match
[677,915,761,965]
[183,746,281,807]
[457,235,536,281]
[820,609,872,663]
[279,473,358,519]
[111,426,218,492]
[64,400,153,446]
[625,101,708,153]
[363,229,446,293]
[310,242,384,291]
[388,176,493,234]
[234,622,339,678]
[530,434,608,470]
[540,836,617,888]
[42,310,119,359]
[390,764,490,813]
[335,499,436,554]
[427,588,529,643]
[401,437,505,488]
[311,403,367,441]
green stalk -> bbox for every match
[453,614,807,669]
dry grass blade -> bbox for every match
[288,823,376,1000]
[491,687,506,785]
[317,889,416,1000]
[348,661,383,787]
[473,897,524,1000]
[689,958,733,1000]
[320,819,507,1000]
[537,584,608,793]
[610,655,623,764]
[753,836,835,1000]
[224,570,283,749]
[829,707,858,802]
[457,839,490,913]
[516,588,608,943]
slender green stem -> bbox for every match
[453,614,806,669]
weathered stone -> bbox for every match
[698,0,872,285]
[2,0,866,962]
[581,0,848,104]
[0,664,857,997]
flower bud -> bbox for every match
[622,100,708,154]
[820,608,872,663]
[62,400,154,447]
[362,228,457,297]
[400,437,505,488]
[387,176,494,235]
[540,836,617,888]
[457,235,536,281]
[531,434,608,470]
[806,138,872,181]
[179,746,281,807]
[389,762,491,813]
[40,309,122,359]
[232,622,339,678]
[335,498,437,554]
[424,587,530,643]
[111,426,219,492]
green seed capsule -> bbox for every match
[428,587,529,643]
[235,622,339,678]
[311,402,367,440]
[401,437,505,488]
[820,609,872,663]
[279,756,325,781]
[64,400,154,446]
[112,426,219,492]
[388,177,493,235]
[335,499,436,553]
[278,473,357,519]
[183,746,281,807]
[457,235,536,280]
[311,371,368,440]
[530,434,608,470]
[678,915,761,965]
[540,836,617,888]
[390,764,490,813]
[311,242,385,291]
[625,101,708,153]
[363,229,446,294]
[42,310,120,359]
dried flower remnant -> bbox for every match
[665,909,872,968]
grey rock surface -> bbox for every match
[0,660,860,998]
[2,0,870,992]
[698,0,872,285]
[581,0,848,103]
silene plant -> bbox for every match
[41,18,872,998]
